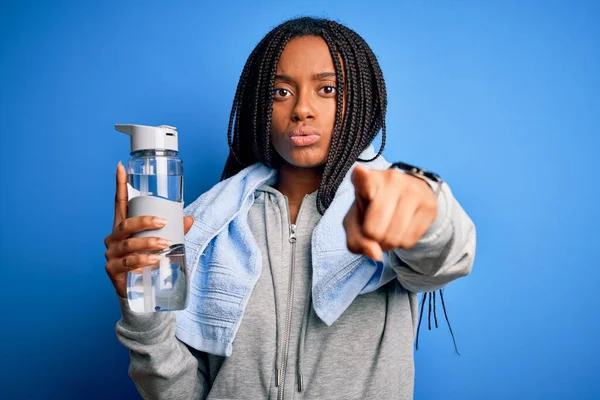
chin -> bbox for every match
[283,146,328,168]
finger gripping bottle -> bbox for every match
[115,124,189,313]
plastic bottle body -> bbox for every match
[125,150,189,312]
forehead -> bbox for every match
[276,36,334,74]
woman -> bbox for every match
[104,16,476,400]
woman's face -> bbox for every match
[270,36,341,169]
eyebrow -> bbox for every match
[313,72,336,80]
[274,72,337,82]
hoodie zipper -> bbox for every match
[277,196,306,400]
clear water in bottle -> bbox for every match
[125,151,188,313]
[126,243,188,312]
[128,172,183,201]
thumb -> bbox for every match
[183,216,194,234]
[344,201,384,261]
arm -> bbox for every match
[390,181,476,293]
[115,296,210,400]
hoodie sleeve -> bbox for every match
[389,180,476,293]
[115,296,210,400]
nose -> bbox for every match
[291,89,315,122]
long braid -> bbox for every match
[329,22,364,173]
[336,23,386,162]
[222,29,283,177]
[259,31,290,167]
[328,23,360,172]
[253,30,285,160]
[320,23,365,212]
[222,35,267,179]
[318,29,347,214]
[358,34,387,162]
[222,49,255,178]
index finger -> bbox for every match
[114,162,128,227]
[351,165,381,213]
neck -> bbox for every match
[276,163,322,200]
[275,163,323,223]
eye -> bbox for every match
[319,86,337,96]
[273,88,291,99]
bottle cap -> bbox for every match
[115,124,178,153]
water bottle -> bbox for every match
[115,124,189,313]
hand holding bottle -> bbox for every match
[104,162,194,298]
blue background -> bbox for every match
[1,0,598,399]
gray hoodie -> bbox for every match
[116,181,475,399]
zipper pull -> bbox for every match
[289,224,297,243]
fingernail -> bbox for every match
[157,239,171,248]
[148,254,164,263]
[370,249,383,261]
[153,217,167,226]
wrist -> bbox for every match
[389,161,443,197]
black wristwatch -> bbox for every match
[389,162,444,196]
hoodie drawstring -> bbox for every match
[296,285,312,392]
[415,289,460,355]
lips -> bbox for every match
[288,126,321,147]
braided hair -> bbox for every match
[221,16,387,214]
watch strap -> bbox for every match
[389,162,444,196]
